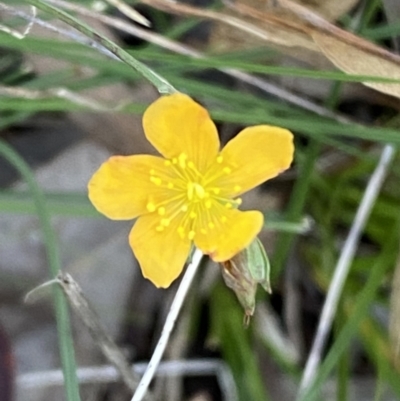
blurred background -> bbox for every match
[1,0,400,400]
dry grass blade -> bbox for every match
[144,0,400,99]
[295,0,360,21]
[0,5,36,38]
[139,0,314,48]
[271,0,400,98]
[57,273,154,400]
[311,31,400,98]
[104,0,151,27]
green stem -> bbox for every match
[0,140,81,401]
[26,0,176,94]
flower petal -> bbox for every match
[129,214,191,288]
[211,125,294,196]
[194,206,263,262]
[88,155,176,220]
[143,93,220,173]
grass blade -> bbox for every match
[0,139,81,401]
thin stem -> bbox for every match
[0,140,81,401]
[56,273,154,400]
[131,249,203,401]
[24,0,176,94]
[297,144,396,398]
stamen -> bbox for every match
[205,200,212,209]
[208,222,215,229]
[181,204,188,212]
[217,155,223,163]
[225,202,232,209]
[200,229,207,234]
[234,185,241,192]
[164,160,171,166]
[146,202,156,212]
[158,207,165,215]
[212,188,220,195]
[223,167,231,174]
[178,153,187,169]
[177,226,185,239]
[221,216,227,223]
[235,198,242,206]
[156,225,164,232]
[188,230,195,240]
[167,182,174,189]
[190,211,197,219]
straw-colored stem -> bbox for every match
[297,144,396,398]
[131,249,203,401]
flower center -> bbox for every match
[146,152,242,240]
[187,182,206,201]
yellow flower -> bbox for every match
[88,93,294,288]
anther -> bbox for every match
[225,202,233,209]
[147,202,156,212]
[181,204,188,212]
[164,160,171,166]
[234,185,241,192]
[205,200,212,209]
[235,198,242,206]
[200,229,207,234]
[188,231,195,240]
[221,216,227,223]
[158,207,166,215]
[212,188,220,195]
[190,212,197,219]
[223,167,231,174]
[177,226,185,239]
[178,153,187,169]
[217,155,223,163]
[156,225,164,232]
[167,182,174,189]
[208,222,215,229]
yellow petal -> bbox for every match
[212,125,294,196]
[88,155,176,220]
[143,93,220,173]
[194,206,263,262]
[129,214,191,288]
